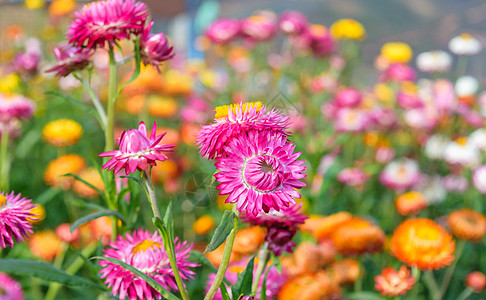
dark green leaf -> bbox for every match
[71,210,125,233]
[220,282,231,300]
[204,210,235,254]
[0,259,105,290]
[231,256,255,299]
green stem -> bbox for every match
[105,45,118,152]
[410,267,421,300]
[439,240,465,297]
[455,288,473,300]
[74,73,107,129]
[353,260,363,292]
[0,126,9,192]
[142,171,188,300]
[204,204,239,300]
[424,271,441,300]
[251,242,269,295]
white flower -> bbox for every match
[444,137,480,167]
[416,51,452,73]
[455,76,479,97]
[449,33,482,56]
[425,134,449,159]
[469,129,486,150]
[419,175,447,204]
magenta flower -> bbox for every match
[334,87,362,108]
[241,13,277,42]
[196,102,289,159]
[67,0,148,48]
[99,121,174,175]
[278,11,308,35]
[305,24,335,57]
[46,45,94,77]
[0,273,24,299]
[380,63,416,82]
[397,90,424,109]
[215,130,306,217]
[0,192,37,249]
[140,21,174,67]
[0,94,35,123]
[337,167,368,188]
[12,52,40,76]
[334,108,370,133]
[99,229,198,300]
[205,19,241,44]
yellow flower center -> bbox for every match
[248,15,266,24]
[460,33,472,40]
[0,195,6,208]
[456,137,468,146]
[132,239,161,254]
[214,101,263,119]
[415,226,441,241]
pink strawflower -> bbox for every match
[334,87,362,108]
[99,121,174,175]
[305,24,334,57]
[12,52,40,76]
[67,0,148,48]
[46,45,94,77]
[473,165,486,194]
[0,273,24,300]
[196,102,289,159]
[442,175,468,192]
[369,107,397,128]
[375,146,395,164]
[241,13,277,42]
[337,167,367,187]
[397,90,423,109]
[99,229,198,300]
[334,108,370,133]
[215,130,306,217]
[0,120,22,141]
[379,159,421,191]
[0,94,35,123]
[205,19,241,44]
[380,63,416,82]
[278,11,308,35]
[433,79,457,115]
[140,21,174,67]
[0,192,37,249]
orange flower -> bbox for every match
[151,159,179,184]
[48,0,76,18]
[88,216,112,245]
[44,154,85,189]
[4,25,24,41]
[193,215,215,235]
[205,242,240,268]
[56,223,80,244]
[374,265,415,296]
[232,226,266,256]
[466,271,486,293]
[72,167,104,198]
[331,217,385,255]
[42,119,83,147]
[447,209,486,241]
[278,271,341,300]
[180,123,199,145]
[124,95,145,115]
[395,191,428,216]
[156,127,180,146]
[391,218,455,270]
[300,212,352,240]
[330,259,361,285]
[148,95,178,118]
[29,230,63,261]
[282,240,336,278]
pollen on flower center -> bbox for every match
[460,33,472,40]
[132,239,161,254]
[214,101,263,119]
[0,195,6,208]
[456,137,468,146]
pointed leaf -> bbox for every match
[204,210,235,254]
[63,173,104,199]
[231,256,255,299]
[71,210,126,233]
[36,188,61,205]
[164,200,174,239]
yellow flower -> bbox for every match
[147,95,178,118]
[0,73,20,93]
[163,70,193,95]
[214,101,262,119]
[374,83,394,103]
[25,0,45,10]
[44,154,86,189]
[330,19,366,40]
[42,119,83,147]
[29,230,63,261]
[28,204,46,224]
[381,42,413,63]
[49,0,76,17]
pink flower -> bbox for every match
[380,63,416,82]
[473,165,486,194]
[215,130,306,217]
[99,121,174,175]
[0,94,35,123]
[305,24,335,57]
[334,87,362,108]
[442,175,468,192]
[375,146,395,164]
[379,159,421,191]
[337,167,367,187]
[196,102,289,159]
[46,45,94,77]
[67,0,148,48]
[334,108,370,133]
[241,13,277,42]
[99,229,198,300]
[140,21,174,67]
[278,11,308,35]
[397,91,423,109]
[205,19,241,44]
[0,273,24,300]
[12,52,40,75]
[433,79,457,115]
[0,192,37,249]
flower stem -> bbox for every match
[455,287,473,300]
[142,170,161,219]
[106,45,118,152]
[410,267,421,300]
[251,241,270,295]
[424,271,441,300]
[74,73,107,129]
[204,204,240,300]
[439,240,465,297]
[0,127,9,192]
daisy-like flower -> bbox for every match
[444,137,480,167]
[196,102,289,159]
[379,158,421,191]
[380,63,416,82]
[391,218,455,270]
[380,42,413,63]
[0,192,37,248]
[278,11,308,35]
[416,50,452,73]
[67,0,148,48]
[330,18,365,40]
[29,230,63,261]
[469,128,486,150]
[374,266,415,296]
[215,130,306,217]
[449,33,482,55]
[140,21,174,67]
[424,134,449,160]
[447,209,486,242]
[46,45,94,77]
[205,18,241,44]
[0,272,24,300]
[44,154,86,189]
[334,87,362,108]
[99,229,198,300]
[99,121,174,175]
[0,93,35,123]
[455,75,479,98]
[330,217,385,255]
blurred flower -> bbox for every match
[374,266,415,296]
[337,168,367,188]
[0,74,21,93]
[100,121,174,175]
[380,63,416,82]
[28,204,45,224]
[469,128,486,150]
[455,76,479,98]
[162,69,193,95]
[379,158,421,191]
[449,33,482,55]
[44,154,86,189]
[278,271,341,300]
[180,97,209,123]
[334,87,362,108]
[279,11,308,35]
[306,24,335,57]
[375,146,395,164]
[444,137,479,167]
[67,0,148,48]
[29,230,63,261]
[56,223,80,244]
[330,19,366,40]
[301,212,352,241]
[205,19,241,44]
[282,241,336,277]
[0,93,35,123]
[46,45,94,77]
[0,273,24,300]
[391,218,455,270]
[442,175,468,192]
[147,95,178,118]
[88,216,112,245]
[416,51,452,73]
[466,271,486,293]
[334,108,370,132]
[193,215,215,235]
[395,191,427,216]
[49,0,77,18]
[241,13,277,42]
[447,209,486,241]
[0,192,36,248]
[473,165,486,194]
[419,175,447,205]
[330,259,361,285]
[99,229,198,299]
[4,25,24,42]
[140,21,174,67]
[381,42,413,63]
[433,79,457,115]
[232,226,266,256]
[397,84,423,109]
[12,52,40,76]
[42,119,83,147]
[425,134,448,160]
[331,217,384,255]
[72,167,105,198]
[25,0,45,10]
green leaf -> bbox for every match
[0,259,105,290]
[220,282,231,300]
[68,199,106,211]
[71,210,126,233]
[118,175,143,186]
[346,292,384,300]
[46,90,93,112]
[118,36,142,94]
[36,188,61,205]
[270,252,282,275]
[92,256,180,300]
[204,210,236,254]
[164,200,174,239]
[260,264,273,300]
[231,256,255,299]
[63,173,104,199]
[153,217,170,243]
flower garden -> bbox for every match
[0,0,485,299]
